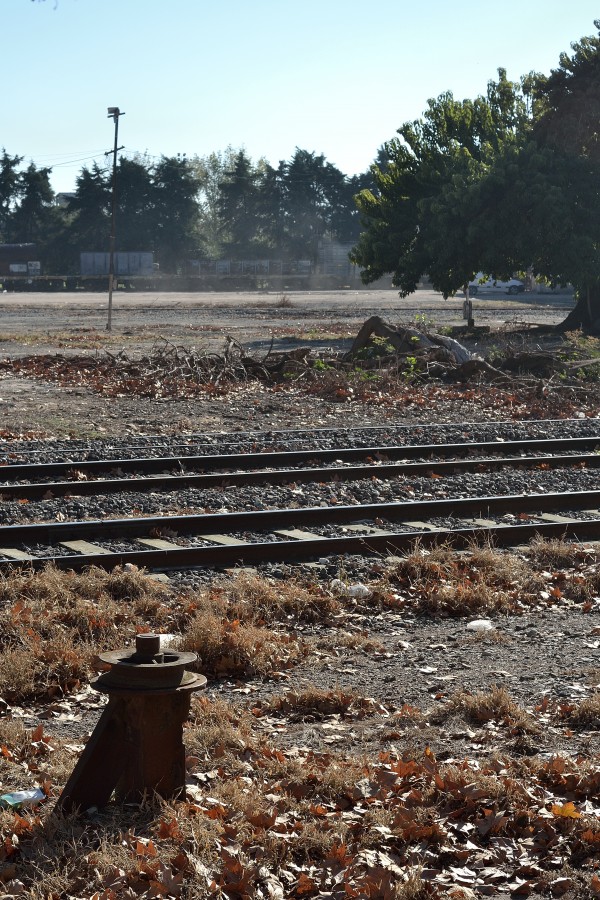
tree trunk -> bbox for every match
[556,284,600,333]
[346,316,439,355]
[345,315,473,364]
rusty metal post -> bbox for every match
[56,634,206,814]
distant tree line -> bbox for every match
[0,147,372,275]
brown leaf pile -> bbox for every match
[0,711,599,898]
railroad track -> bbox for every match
[1,434,600,572]
[1,435,600,500]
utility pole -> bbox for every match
[106,107,124,332]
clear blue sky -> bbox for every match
[4,0,599,193]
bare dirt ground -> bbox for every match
[0,288,576,437]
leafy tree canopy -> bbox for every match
[351,69,529,296]
[351,22,600,330]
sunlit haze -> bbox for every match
[4,0,600,192]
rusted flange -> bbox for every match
[94,632,206,693]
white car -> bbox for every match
[468,275,525,296]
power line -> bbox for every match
[51,153,113,169]
[24,148,108,162]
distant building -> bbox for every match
[55,193,76,208]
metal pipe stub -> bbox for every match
[94,633,206,693]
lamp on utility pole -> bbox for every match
[106,106,124,332]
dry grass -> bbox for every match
[386,542,519,616]
[179,610,305,678]
[314,631,387,654]
[0,565,173,702]
[263,685,378,720]
[0,567,338,700]
[431,685,540,734]
[417,579,514,616]
[382,540,594,615]
[210,570,341,624]
[0,542,597,895]
[187,696,256,762]
[564,692,600,728]
[526,535,582,567]
[390,542,458,584]
[395,870,434,899]
[0,693,594,897]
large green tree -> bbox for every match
[526,23,600,328]
[280,149,350,262]
[62,154,202,274]
[6,162,57,245]
[350,70,531,296]
[191,148,237,258]
[352,23,600,331]
[113,156,155,253]
[68,163,111,253]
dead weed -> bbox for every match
[431,685,540,734]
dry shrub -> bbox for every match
[390,543,457,584]
[436,763,531,807]
[177,571,336,678]
[15,802,186,900]
[6,818,98,899]
[0,566,325,698]
[565,693,600,728]
[0,718,31,752]
[213,571,340,624]
[187,696,256,759]
[0,565,172,703]
[386,542,551,615]
[395,869,434,899]
[0,563,165,608]
[266,686,376,720]
[417,580,512,616]
[466,543,522,582]
[291,817,347,860]
[527,536,580,568]
[431,685,540,733]
[180,611,305,678]
[276,753,367,802]
[0,648,40,703]
[386,703,426,728]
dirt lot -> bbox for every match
[0,288,576,437]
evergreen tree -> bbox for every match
[217,150,264,258]
[0,150,24,242]
[151,155,202,272]
[7,162,56,245]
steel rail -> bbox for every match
[0,417,592,456]
[1,487,600,549]
[0,451,599,500]
[1,518,599,573]
[1,435,600,484]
